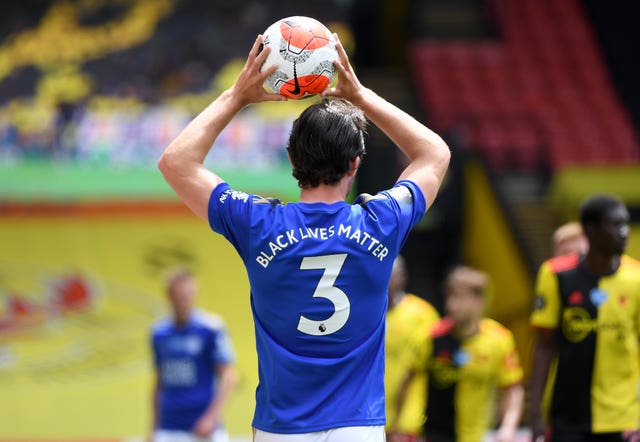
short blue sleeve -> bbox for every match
[208,182,252,257]
[390,179,427,223]
[381,179,427,250]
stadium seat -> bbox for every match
[410,0,639,171]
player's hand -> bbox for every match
[387,432,403,442]
[322,33,366,105]
[496,425,517,442]
[192,414,217,437]
[230,35,287,107]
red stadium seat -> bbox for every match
[409,0,639,171]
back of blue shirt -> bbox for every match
[208,181,426,433]
[151,310,234,431]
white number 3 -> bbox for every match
[297,253,350,336]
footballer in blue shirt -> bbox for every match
[158,33,450,442]
[151,269,237,442]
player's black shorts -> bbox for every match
[423,430,454,442]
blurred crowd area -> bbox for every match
[0,0,352,167]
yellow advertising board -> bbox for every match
[0,204,256,441]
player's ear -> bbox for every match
[286,148,293,166]
[347,156,361,176]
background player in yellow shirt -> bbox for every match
[386,255,440,442]
[530,195,640,442]
[393,266,524,442]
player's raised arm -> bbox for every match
[158,35,285,220]
[324,34,450,207]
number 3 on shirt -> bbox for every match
[297,253,350,336]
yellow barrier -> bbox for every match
[549,166,640,221]
[461,160,535,377]
[0,206,255,440]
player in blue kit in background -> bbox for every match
[157,33,450,442]
[150,268,237,442]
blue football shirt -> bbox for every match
[151,310,235,431]
[208,180,426,433]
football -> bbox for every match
[260,16,338,99]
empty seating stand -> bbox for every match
[410,0,639,171]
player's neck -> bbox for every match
[173,311,191,327]
[453,318,480,340]
[299,182,349,204]
[298,171,355,203]
[584,252,622,276]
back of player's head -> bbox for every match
[287,98,367,188]
[444,266,488,298]
[579,194,626,228]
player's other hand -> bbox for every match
[192,414,217,437]
[230,35,287,107]
[496,425,517,442]
[322,33,366,106]
[386,432,402,442]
